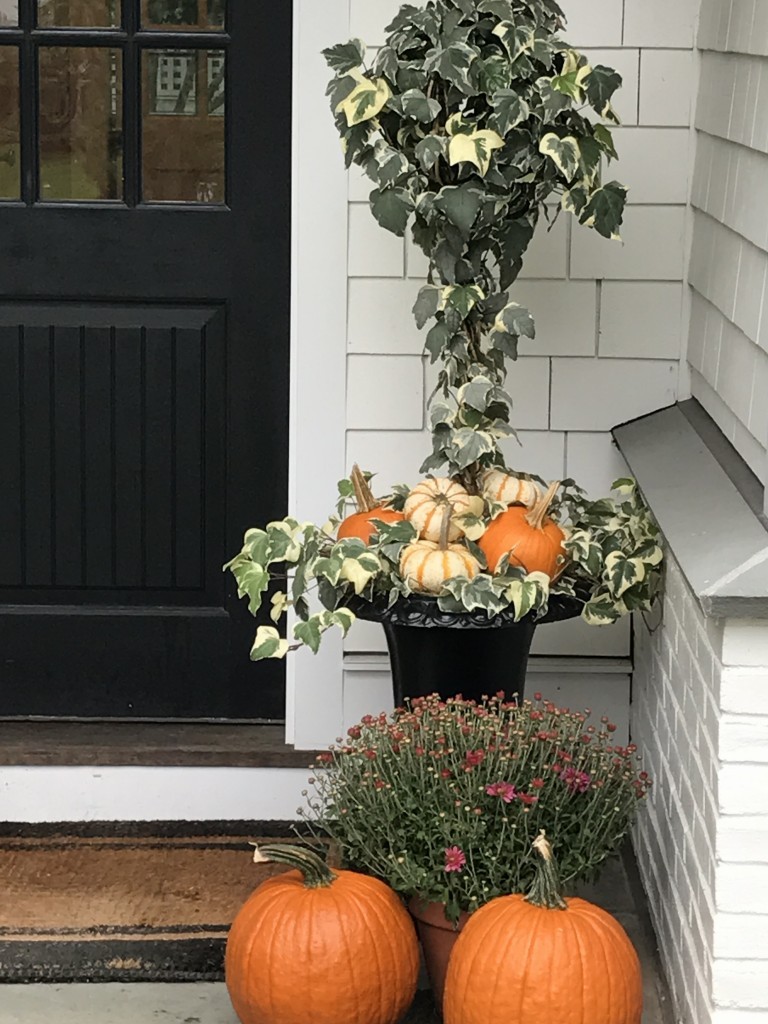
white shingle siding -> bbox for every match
[688,0,768,484]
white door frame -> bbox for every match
[286,0,351,749]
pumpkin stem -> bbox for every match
[525,481,560,530]
[524,832,568,911]
[438,504,452,551]
[251,843,337,889]
[350,464,376,514]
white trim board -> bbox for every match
[0,767,310,823]
[286,0,350,750]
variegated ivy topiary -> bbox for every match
[225,0,664,661]
[325,0,626,488]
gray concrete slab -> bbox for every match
[0,983,238,1024]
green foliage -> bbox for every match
[304,694,652,920]
[227,475,662,660]
[324,0,627,480]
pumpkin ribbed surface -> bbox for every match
[226,866,419,1024]
[400,540,480,595]
[479,505,565,577]
[338,507,404,544]
[443,893,643,1024]
[404,478,473,542]
[481,469,539,508]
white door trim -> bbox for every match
[286,0,350,748]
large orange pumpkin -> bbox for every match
[443,833,643,1024]
[478,481,566,577]
[225,844,419,1024]
[338,464,404,544]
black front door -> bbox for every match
[0,0,290,720]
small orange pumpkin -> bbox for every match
[478,481,566,577]
[443,832,643,1024]
[338,464,404,544]
[226,843,419,1024]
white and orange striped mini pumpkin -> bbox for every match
[400,540,480,596]
[481,469,540,508]
[403,478,473,542]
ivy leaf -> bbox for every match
[270,591,289,624]
[415,135,447,172]
[449,427,496,470]
[594,124,618,161]
[328,608,356,637]
[477,0,514,16]
[581,596,619,626]
[443,283,484,318]
[604,551,646,598]
[458,375,494,412]
[293,617,324,655]
[494,301,535,339]
[413,285,442,329]
[479,54,512,94]
[340,555,380,596]
[323,39,365,74]
[337,76,392,127]
[490,330,519,359]
[401,88,442,123]
[367,141,410,187]
[490,90,530,135]
[551,69,583,102]
[425,321,451,362]
[583,65,623,118]
[370,186,413,236]
[251,626,290,661]
[427,42,479,94]
[539,133,581,180]
[448,129,505,177]
[579,181,627,239]
[434,184,482,236]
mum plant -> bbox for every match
[302,693,651,922]
[226,0,663,661]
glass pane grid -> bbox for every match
[0,0,228,207]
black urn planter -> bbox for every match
[349,593,584,705]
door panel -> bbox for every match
[0,1,291,719]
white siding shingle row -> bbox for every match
[688,0,768,483]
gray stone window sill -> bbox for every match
[613,401,768,620]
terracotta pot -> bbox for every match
[409,897,469,1012]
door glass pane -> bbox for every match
[0,0,17,26]
[143,49,225,203]
[39,47,123,201]
[38,0,120,27]
[0,47,19,198]
[143,0,224,30]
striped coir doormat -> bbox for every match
[0,821,322,983]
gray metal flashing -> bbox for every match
[613,405,768,620]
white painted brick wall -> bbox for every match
[343,0,696,660]
[688,0,768,485]
[634,552,768,1022]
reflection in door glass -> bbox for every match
[143,49,225,203]
[0,0,17,26]
[143,0,224,29]
[38,0,120,27]
[0,47,19,198]
[39,47,123,201]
